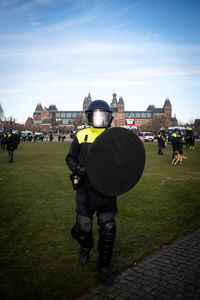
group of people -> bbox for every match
[155,127,195,160]
[0,129,20,163]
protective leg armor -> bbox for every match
[98,221,116,268]
[71,223,94,249]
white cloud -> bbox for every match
[31,21,42,26]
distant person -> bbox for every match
[6,129,20,163]
[61,134,65,142]
[185,127,195,150]
[49,133,53,142]
[171,129,183,160]
[156,130,165,155]
[28,133,33,142]
[0,131,7,151]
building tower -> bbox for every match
[82,93,92,123]
[110,93,125,127]
[110,93,118,108]
[118,96,125,126]
[163,98,172,118]
[33,103,43,121]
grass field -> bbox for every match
[0,140,200,299]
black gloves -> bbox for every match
[76,165,86,177]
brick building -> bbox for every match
[26,93,177,132]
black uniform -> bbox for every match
[171,131,183,158]
[157,132,165,155]
[185,128,195,150]
[66,126,117,270]
[6,131,20,163]
[0,132,7,150]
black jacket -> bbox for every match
[66,127,117,212]
[6,133,20,151]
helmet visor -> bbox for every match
[87,110,112,128]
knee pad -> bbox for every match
[76,215,92,233]
[98,212,115,226]
[98,212,116,241]
[71,223,93,249]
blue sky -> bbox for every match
[0,0,200,124]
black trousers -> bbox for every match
[72,184,117,267]
[8,149,14,162]
[158,144,163,154]
[75,186,117,234]
[1,142,6,150]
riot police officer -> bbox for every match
[156,128,166,155]
[185,127,195,150]
[6,129,20,163]
[0,131,7,150]
[66,100,116,284]
[171,129,183,159]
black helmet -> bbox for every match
[85,100,113,128]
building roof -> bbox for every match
[83,93,92,105]
[170,117,178,123]
[35,103,43,111]
[48,105,58,111]
[118,96,124,105]
[163,98,171,107]
[146,105,155,111]
[111,93,117,104]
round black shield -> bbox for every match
[87,127,145,196]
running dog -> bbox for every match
[172,151,188,165]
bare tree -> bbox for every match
[188,119,194,125]
[3,116,16,132]
[0,103,4,121]
[178,120,185,126]
[194,119,200,137]
[151,116,168,132]
[71,116,85,131]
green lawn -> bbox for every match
[0,141,200,299]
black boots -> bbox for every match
[97,262,115,284]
